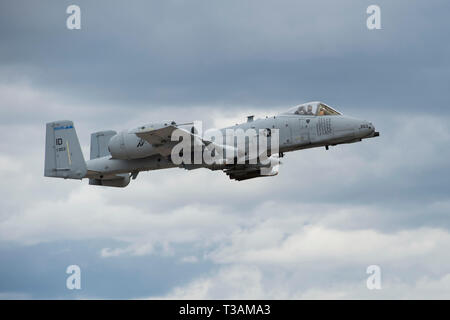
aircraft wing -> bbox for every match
[131,123,212,156]
[132,124,180,145]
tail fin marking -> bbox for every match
[44,120,87,179]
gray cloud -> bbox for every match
[1,0,450,299]
[1,0,449,109]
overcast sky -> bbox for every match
[1,0,450,299]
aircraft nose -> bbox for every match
[354,120,375,138]
[368,122,380,137]
[371,123,380,137]
[358,121,379,138]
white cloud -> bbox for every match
[148,265,266,300]
[208,226,450,267]
[0,183,242,249]
[1,82,450,298]
[147,261,450,299]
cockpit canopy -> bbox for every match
[283,101,342,116]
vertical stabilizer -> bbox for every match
[90,130,116,159]
[44,120,87,179]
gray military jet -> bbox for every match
[44,101,379,187]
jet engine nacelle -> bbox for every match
[108,130,158,160]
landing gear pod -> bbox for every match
[89,174,131,188]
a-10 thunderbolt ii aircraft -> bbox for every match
[44,101,379,187]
